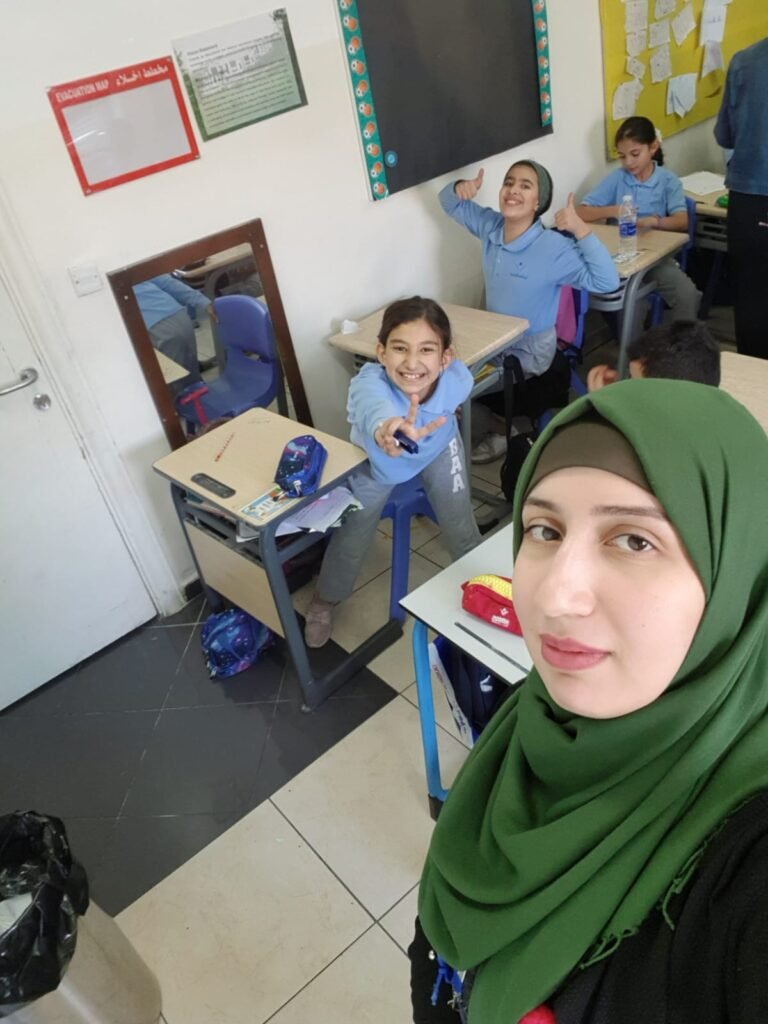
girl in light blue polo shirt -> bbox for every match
[577,116,700,331]
[439,160,619,463]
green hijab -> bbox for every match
[419,379,768,1023]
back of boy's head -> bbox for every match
[627,320,720,386]
[615,116,665,166]
[377,296,452,350]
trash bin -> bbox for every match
[1,812,161,1024]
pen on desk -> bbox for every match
[454,621,528,673]
[214,432,235,462]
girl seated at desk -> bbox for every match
[411,379,768,1023]
[304,297,480,649]
[577,116,701,330]
[439,161,618,464]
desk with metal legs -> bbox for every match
[589,224,689,377]
[154,409,401,710]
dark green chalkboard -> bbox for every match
[340,0,552,198]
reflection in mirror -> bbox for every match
[108,220,311,450]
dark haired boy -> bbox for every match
[587,320,721,392]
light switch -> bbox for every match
[68,263,103,297]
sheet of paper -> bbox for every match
[650,43,672,84]
[679,171,726,195]
[626,29,648,56]
[626,56,646,79]
[672,3,696,45]
[666,72,698,117]
[655,0,677,17]
[649,18,671,46]
[273,486,363,537]
[625,0,649,33]
[700,0,727,45]
[702,38,725,75]
[613,79,641,120]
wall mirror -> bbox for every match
[108,219,311,450]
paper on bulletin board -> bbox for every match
[598,0,768,155]
[172,10,306,142]
[47,59,199,195]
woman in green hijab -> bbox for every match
[412,378,768,1024]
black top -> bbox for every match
[410,792,768,1022]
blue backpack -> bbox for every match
[201,609,273,679]
[274,435,327,497]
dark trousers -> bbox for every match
[726,191,768,359]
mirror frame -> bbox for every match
[108,218,311,450]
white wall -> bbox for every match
[0,0,725,607]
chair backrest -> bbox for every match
[556,286,590,355]
[213,295,277,361]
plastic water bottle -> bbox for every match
[617,194,638,260]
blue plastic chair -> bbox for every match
[536,287,590,430]
[177,295,283,428]
[381,478,436,622]
[648,195,698,326]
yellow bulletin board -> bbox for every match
[599,0,768,156]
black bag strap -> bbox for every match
[502,353,525,433]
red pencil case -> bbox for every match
[461,574,523,635]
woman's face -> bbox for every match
[514,466,706,719]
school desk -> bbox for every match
[173,243,256,300]
[721,351,768,434]
[684,185,728,319]
[589,224,689,377]
[328,303,529,461]
[153,408,402,709]
[156,349,189,385]
[400,522,531,817]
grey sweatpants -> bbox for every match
[631,256,701,336]
[316,435,481,604]
[149,308,201,384]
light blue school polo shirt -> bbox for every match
[581,165,686,219]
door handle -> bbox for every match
[0,367,38,397]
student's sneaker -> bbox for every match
[471,433,507,465]
[304,595,335,648]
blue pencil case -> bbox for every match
[274,435,328,497]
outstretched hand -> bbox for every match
[455,168,485,202]
[375,395,447,458]
[554,192,592,240]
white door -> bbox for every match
[0,272,155,709]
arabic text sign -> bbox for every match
[173,11,307,142]
[47,58,199,195]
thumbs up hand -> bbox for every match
[454,168,485,201]
[555,191,591,239]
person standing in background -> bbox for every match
[715,36,768,361]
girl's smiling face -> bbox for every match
[513,466,706,719]
[376,317,452,403]
[499,163,540,225]
[616,137,659,182]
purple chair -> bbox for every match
[177,295,286,428]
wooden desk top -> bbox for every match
[174,244,255,282]
[685,188,728,219]
[590,224,689,279]
[328,302,529,368]
[155,350,189,385]
[720,351,768,434]
[153,409,366,525]
[401,523,532,684]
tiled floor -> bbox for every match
[0,304,735,1023]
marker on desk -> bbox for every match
[214,432,235,462]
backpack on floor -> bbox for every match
[201,608,273,679]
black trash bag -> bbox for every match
[0,811,89,1017]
